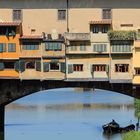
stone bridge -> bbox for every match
[0,79,140,140]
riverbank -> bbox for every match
[123,131,140,140]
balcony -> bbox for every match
[20,50,41,58]
[90,33,109,42]
[42,51,65,58]
[64,33,90,41]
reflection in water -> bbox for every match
[5,88,137,140]
[6,103,134,111]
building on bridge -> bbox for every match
[0,22,22,79]
[0,0,139,84]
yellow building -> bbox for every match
[133,39,140,85]
[0,0,139,85]
[19,35,43,80]
[42,33,66,80]
[0,22,21,79]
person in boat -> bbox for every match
[109,119,120,128]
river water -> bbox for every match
[5,88,137,140]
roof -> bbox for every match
[89,20,112,25]
[20,35,43,40]
[0,22,21,26]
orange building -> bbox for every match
[0,22,22,79]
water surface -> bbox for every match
[5,88,136,140]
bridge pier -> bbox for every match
[0,106,4,140]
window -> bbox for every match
[50,62,59,70]
[13,9,22,21]
[92,25,99,33]
[73,64,83,71]
[0,43,6,52]
[80,44,86,51]
[22,42,39,50]
[26,62,35,69]
[58,10,66,20]
[8,43,16,52]
[93,65,106,72]
[115,64,129,72]
[102,25,109,33]
[4,62,15,69]
[0,27,16,36]
[93,44,107,52]
[135,68,140,75]
[112,41,132,52]
[45,43,62,51]
[70,45,77,51]
[102,9,112,19]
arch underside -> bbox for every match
[0,79,139,107]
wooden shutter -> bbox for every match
[68,64,73,74]
[43,62,49,72]
[14,61,20,72]
[61,62,66,73]
[19,60,25,73]
[106,65,109,73]
[36,61,41,71]
[0,62,4,70]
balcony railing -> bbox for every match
[64,33,90,41]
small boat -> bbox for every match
[102,120,135,134]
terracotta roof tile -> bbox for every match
[0,22,21,26]
[89,20,112,24]
[20,35,43,39]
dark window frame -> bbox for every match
[4,62,15,69]
[8,43,16,52]
[102,9,112,20]
[58,9,66,20]
[135,68,140,75]
[73,64,83,72]
[115,64,129,73]
[13,9,22,21]
[93,65,106,72]
[50,62,60,71]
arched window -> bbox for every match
[26,61,35,69]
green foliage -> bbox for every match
[123,131,140,140]
[108,30,136,40]
[134,99,140,118]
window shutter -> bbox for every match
[106,65,109,73]
[43,62,49,72]
[90,65,94,72]
[0,62,4,70]
[68,64,73,74]
[60,62,66,73]
[0,45,3,53]
[14,61,20,72]
[3,44,6,52]
[19,60,25,73]
[36,61,41,71]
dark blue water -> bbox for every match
[5,88,136,140]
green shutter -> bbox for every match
[12,30,16,37]
[0,62,4,71]
[61,62,66,73]
[68,64,73,74]
[36,61,41,71]
[106,65,109,73]
[43,62,49,72]
[14,61,20,72]
[90,65,94,72]
[19,60,25,73]
[5,28,9,37]
[0,44,3,52]
[92,65,95,72]
[3,44,6,52]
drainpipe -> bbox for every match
[67,0,69,32]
